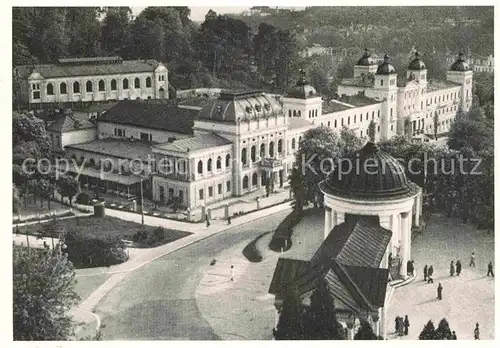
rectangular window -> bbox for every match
[33,91,40,99]
[140,132,149,141]
[390,108,393,117]
[218,184,222,195]
[328,121,330,127]
[334,120,337,128]
[226,181,231,192]
[354,115,356,123]
[377,110,380,118]
[421,101,423,109]
[391,125,393,131]
[381,80,384,86]
[168,188,174,199]
[377,126,380,132]
[341,118,344,126]
[208,186,213,197]
[348,117,350,125]
[199,189,204,200]
[360,130,363,137]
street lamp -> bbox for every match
[140,177,144,225]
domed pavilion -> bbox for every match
[268,142,422,339]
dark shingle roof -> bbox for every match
[65,138,152,160]
[47,111,95,133]
[153,133,232,153]
[269,215,392,311]
[99,100,197,135]
[16,59,162,79]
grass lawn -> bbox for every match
[74,272,112,302]
[14,215,192,245]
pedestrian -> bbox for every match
[450,260,455,276]
[398,317,405,336]
[423,264,428,281]
[407,260,413,276]
[470,252,476,267]
[456,260,462,276]
[230,265,234,281]
[437,282,443,300]
[403,315,410,336]
[487,261,494,277]
[451,331,457,339]
[474,323,480,340]
[206,219,210,227]
[227,216,231,225]
[411,260,415,276]
[394,316,400,333]
[427,265,434,283]
[389,252,393,266]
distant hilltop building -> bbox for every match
[446,53,494,73]
[13,56,170,108]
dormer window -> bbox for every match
[264,103,270,111]
[255,104,262,112]
[217,105,223,114]
[245,106,252,113]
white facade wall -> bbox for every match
[27,64,168,104]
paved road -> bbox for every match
[94,210,290,340]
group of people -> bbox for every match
[449,260,462,276]
[423,264,434,283]
[394,315,410,336]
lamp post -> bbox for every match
[140,177,144,225]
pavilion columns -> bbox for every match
[399,211,412,277]
[413,192,421,227]
[324,209,344,239]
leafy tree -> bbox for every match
[418,320,437,340]
[34,178,54,209]
[447,109,493,156]
[273,287,304,340]
[339,126,364,154]
[58,176,80,206]
[100,7,132,54]
[302,280,345,339]
[354,320,379,340]
[12,112,51,165]
[13,245,79,340]
[13,185,21,214]
[368,120,376,142]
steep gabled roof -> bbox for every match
[47,111,95,133]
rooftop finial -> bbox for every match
[458,52,464,60]
[384,54,390,62]
[415,51,420,58]
[297,68,308,85]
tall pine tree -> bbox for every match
[273,286,304,340]
[302,280,346,340]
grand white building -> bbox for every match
[13,56,169,107]
[59,51,471,209]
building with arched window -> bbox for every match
[13,56,169,107]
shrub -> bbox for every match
[64,231,128,268]
[269,210,303,252]
[75,192,91,205]
[132,228,148,243]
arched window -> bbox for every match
[60,82,67,94]
[292,138,296,149]
[225,154,231,167]
[197,160,203,174]
[134,77,140,88]
[207,158,212,172]
[111,79,117,90]
[251,146,256,162]
[146,77,152,88]
[252,173,258,186]
[88,158,96,167]
[73,81,80,93]
[123,78,129,90]
[241,148,247,165]
[46,83,54,95]
[269,141,274,157]
[277,139,282,154]
[293,110,297,117]
[86,81,93,93]
[260,144,265,158]
[288,110,292,117]
[216,156,221,169]
[243,176,249,189]
[98,80,105,91]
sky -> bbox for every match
[131,7,250,22]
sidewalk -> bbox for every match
[75,200,294,317]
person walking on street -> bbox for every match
[398,317,404,336]
[456,260,462,276]
[227,216,232,225]
[427,265,434,283]
[407,260,414,277]
[450,260,455,276]
[470,252,476,267]
[487,261,494,277]
[424,264,428,281]
[395,316,400,333]
[437,283,443,300]
[403,315,410,336]
[451,331,457,340]
[474,323,480,340]
[205,214,210,227]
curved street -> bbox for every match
[93,210,290,340]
